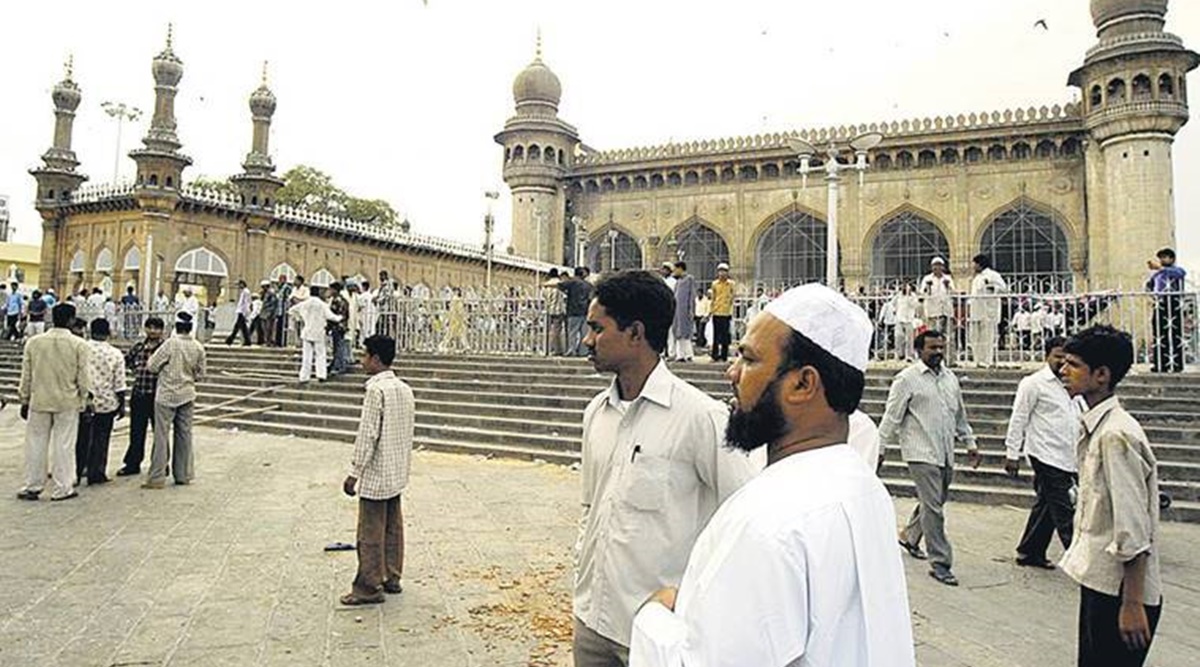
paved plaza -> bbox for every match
[0,409,1197,667]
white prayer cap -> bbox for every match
[930,256,946,266]
[763,283,873,372]
[716,262,730,271]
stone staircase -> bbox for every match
[2,341,1199,522]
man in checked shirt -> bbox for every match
[340,334,415,606]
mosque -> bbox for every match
[496,0,1197,292]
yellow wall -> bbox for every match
[0,242,42,289]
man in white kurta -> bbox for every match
[967,254,1009,367]
[630,284,914,667]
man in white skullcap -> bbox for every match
[919,257,956,361]
[629,284,915,667]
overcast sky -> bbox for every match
[3,0,1197,262]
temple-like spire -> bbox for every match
[233,61,284,209]
[31,54,88,206]
[130,26,192,190]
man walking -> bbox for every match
[561,267,592,357]
[1146,247,1186,373]
[542,269,566,355]
[573,270,759,666]
[290,289,341,383]
[630,284,914,667]
[144,313,206,489]
[967,254,1008,367]
[879,330,981,586]
[225,279,253,346]
[275,276,294,346]
[328,282,351,376]
[920,257,956,360]
[339,335,415,606]
[117,316,165,476]
[1004,335,1080,569]
[26,290,47,337]
[78,318,127,485]
[1060,326,1163,667]
[709,262,735,362]
[5,282,24,341]
[670,261,696,362]
[16,303,91,501]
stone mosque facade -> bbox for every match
[496,0,1197,292]
[30,33,546,305]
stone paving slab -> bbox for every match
[0,407,1197,666]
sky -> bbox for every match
[2,0,1198,261]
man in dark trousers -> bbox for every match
[561,267,593,357]
[225,279,253,346]
[1146,248,1186,373]
[117,317,165,476]
[1004,336,1080,568]
[78,318,127,484]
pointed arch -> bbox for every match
[69,249,86,273]
[269,262,298,282]
[587,226,643,271]
[94,247,115,273]
[976,197,1072,292]
[174,246,229,277]
[867,206,951,287]
[751,205,830,288]
[661,218,730,286]
[123,245,142,271]
[310,268,336,288]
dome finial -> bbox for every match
[166,22,174,50]
[535,27,543,61]
[261,60,269,86]
[64,53,74,81]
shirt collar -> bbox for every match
[1080,395,1121,436]
[1034,365,1059,383]
[605,360,674,409]
[366,369,396,387]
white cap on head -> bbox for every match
[930,256,946,266]
[716,262,730,271]
[763,283,873,372]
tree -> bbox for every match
[189,175,238,197]
[275,165,398,228]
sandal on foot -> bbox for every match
[339,592,384,606]
[16,490,40,501]
[929,569,959,586]
[50,492,79,502]
[898,540,927,560]
[383,581,403,595]
[1015,555,1056,570]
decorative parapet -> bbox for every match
[71,181,136,202]
[575,102,1083,167]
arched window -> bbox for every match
[633,175,648,189]
[310,268,336,288]
[965,146,983,163]
[1107,77,1127,104]
[940,148,959,165]
[665,221,729,286]
[1035,140,1057,159]
[667,172,682,187]
[95,247,114,273]
[1012,142,1032,160]
[1159,73,1175,99]
[869,210,950,288]
[174,247,228,277]
[762,163,780,179]
[874,154,893,170]
[1132,74,1153,101]
[269,263,298,282]
[544,146,556,163]
[979,202,1072,292]
[720,167,735,182]
[651,174,665,188]
[528,145,541,161]
[896,151,914,168]
[1090,85,1103,108]
[123,247,141,271]
[512,145,524,160]
[616,177,631,191]
[586,228,643,272]
[739,165,758,181]
[918,150,937,168]
[702,169,718,184]
[585,180,600,193]
[70,249,85,273]
[755,210,829,288]
[601,178,615,192]
[1061,137,1081,156]
[684,170,699,185]
[987,144,1007,161]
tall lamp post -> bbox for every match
[484,191,499,289]
[787,132,883,288]
[571,215,587,268]
[101,101,142,183]
[602,227,620,272]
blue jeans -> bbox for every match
[567,315,588,356]
[331,331,349,373]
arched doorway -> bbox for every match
[869,210,950,288]
[173,247,229,305]
[754,209,829,289]
[663,220,729,286]
[586,228,643,272]
[979,201,1072,292]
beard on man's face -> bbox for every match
[725,376,790,453]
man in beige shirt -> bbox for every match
[1059,325,1162,667]
[17,303,91,501]
[144,312,207,489]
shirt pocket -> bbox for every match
[622,454,671,512]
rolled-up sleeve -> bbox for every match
[1100,433,1154,561]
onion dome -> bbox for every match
[152,24,184,86]
[1091,0,1168,35]
[513,57,562,107]
[249,62,276,117]
[52,56,81,112]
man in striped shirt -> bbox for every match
[340,334,415,606]
[879,329,980,586]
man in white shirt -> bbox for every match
[289,291,341,383]
[630,283,914,667]
[919,257,956,361]
[894,282,919,362]
[658,263,678,360]
[176,288,200,322]
[574,270,760,667]
[849,409,883,472]
[967,254,1009,367]
[78,318,127,485]
[224,280,253,346]
[1004,335,1080,569]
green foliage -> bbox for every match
[189,175,238,196]
[275,165,398,228]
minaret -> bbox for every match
[129,24,193,192]
[232,62,285,284]
[30,55,89,294]
[232,61,285,209]
[1070,0,1198,288]
[494,32,579,264]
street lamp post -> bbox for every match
[101,101,142,183]
[606,227,620,271]
[787,132,883,289]
[571,216,586,268]
[484,191,499,290]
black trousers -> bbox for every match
[694,316,708,348]
[226,313,252,345]
[122,393,156,471]
[1016,456,1077,560]
[1151,296,1184,373]
[1078,586,1161,667]
[711,315,732,361]
[4,314,20,340]
[76,410,116,482]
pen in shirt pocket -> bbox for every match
[631,444,641,463]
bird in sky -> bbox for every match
[1034,19,1049,30]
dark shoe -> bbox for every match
[899,539,928,560]
[88,476,110,485]
[1015,555,1056,570]
[116,467,140,477]
[16,490,40,501]
[339,592,385,606]
[50,491,79,502]
[929,568,959,586]
[383,581,403,595]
